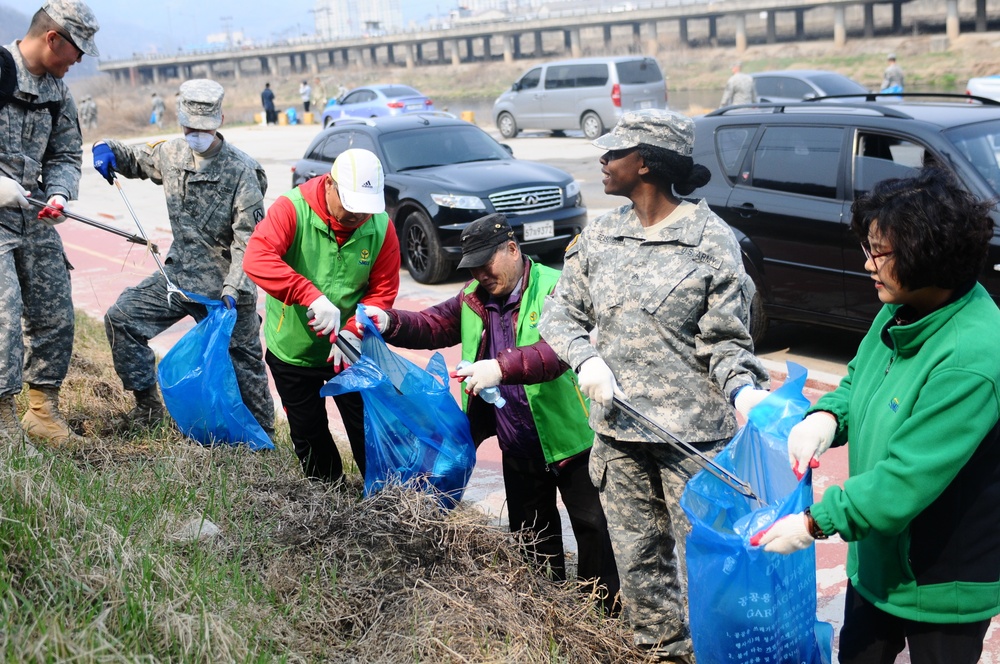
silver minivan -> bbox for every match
[492,56,667,140]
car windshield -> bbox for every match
[811,73,867,95]
[380,85,422,98]
[381,126,511,171]
[944,119,1000,195]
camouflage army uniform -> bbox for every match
[0,41,81,399]
[102,135,275,436]
[720,71,757,107]
[539,199,769,660]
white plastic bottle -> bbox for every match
[455,360,506,408]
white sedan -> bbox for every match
[967,75,1000,102]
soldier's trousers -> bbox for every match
[0,222,74,397]
[590,433,726,661]
[104,272,274,435]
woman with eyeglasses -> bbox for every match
[755,167,1000,663]
[539,108,769,662]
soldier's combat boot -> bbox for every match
[0,394,24,441]
[128,385,166,428]
[21,386,83,445]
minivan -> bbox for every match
[492,56,667,140]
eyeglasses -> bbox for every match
[860,243,894,264]
[55,30,84,59]
[603,147,639,162]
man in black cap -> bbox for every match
[361,213,620,612]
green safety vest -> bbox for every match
[459,261,593,464]
[263,186,389,367]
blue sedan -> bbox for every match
[321,84,434,127]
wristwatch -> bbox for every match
[804,507,829,540]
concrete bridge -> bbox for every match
[98,0,988,86]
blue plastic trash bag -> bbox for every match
[285,107,298,125]
[321,307,476,507]
[680,362,833,664]
[157,291,273,451]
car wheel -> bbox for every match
[403,211,453,284]
[749,288,769,347]
[581,112,604,140]
[497,112,518,139]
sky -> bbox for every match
[24,0,445,60]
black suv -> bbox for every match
[691,97,1000,342]
[291,114,587,283]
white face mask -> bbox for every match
[184,131,215,154]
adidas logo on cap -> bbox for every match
[362,180,373,190]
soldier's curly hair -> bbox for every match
[637,145,711,196]
[850,167,995,290]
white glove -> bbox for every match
[37,194,67,225]
[455,359,502,396]
[787,412,838,478]
[577,357,620,409]
[326,329,360,374]
[307,294,340,337]
[0,176,29,209]
[362,305,389,333]
[734,386,770,417]
[752,513,814,554]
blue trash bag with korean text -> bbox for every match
[321,307,476,507]
[157,291,273,451]
[680,362,833,664]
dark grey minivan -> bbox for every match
[492,56,667,140]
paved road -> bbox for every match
[57,122,997,662]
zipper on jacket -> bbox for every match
[885,354,895,375]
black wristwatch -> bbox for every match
[804,507,829,540]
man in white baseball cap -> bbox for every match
[243,148,400,486]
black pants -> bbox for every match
[264,109,277,124]
[265,350,365,483]
[838,581,991,664]
[303,101,311,113]
[502,450,620,611]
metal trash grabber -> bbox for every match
[613,395,762,503]
[110,176,189,303]
[27,197,159,253]
[331,328,406,394]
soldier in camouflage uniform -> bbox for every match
[0,1,100,444]
[719,61,757,107]
[538,109,770,662]
[93,79,275,439]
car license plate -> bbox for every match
[523,220,554,241]
[406,103,423,110]
[639,100,653,109]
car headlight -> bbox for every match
[565,180,580,200]
[431,193,486,210]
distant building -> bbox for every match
[316,0,403,39]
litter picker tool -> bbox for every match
[325,320,406,394]
[110,176,189,303]
[613,395,761,502]
[27,197,159,253]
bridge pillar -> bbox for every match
[416,43,424,63]
[766,11,776,43]
[946,0,960,41]
[708,16,718,47]
[734,14,747,52]
[436,40,444,62]
[863,3,875,38]
[151,67,160,84]
[834,6,847,46]
[795,9,805,38]
[533,31,543,56]
[267,56,279,76]
[448,40,461,66]
[483,36,492,59]
[645,21,658,55]
[404,44,415,69]
[233,59,242,80]
[513,34,521,58]
[503,35,514,64]
[387,44,395,65]
[977,0,987,31]
[891,1,903,34]
[679,18,689,45]
[465,37,474,60]
[306,52,319,74]
[603,25,612,51]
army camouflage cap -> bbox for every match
[458,213,514,269]
[592,108,695,157]
[42,0,100,58]
[177,79,224,130]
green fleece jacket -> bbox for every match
[810,283,1000,623]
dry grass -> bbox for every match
[1,313,639,663]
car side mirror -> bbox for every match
[501,144,514,156]
[511,82,520,92]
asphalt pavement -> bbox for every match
[56,121,998,662]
